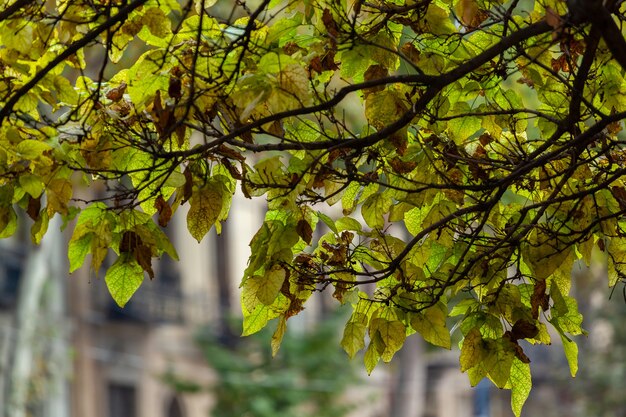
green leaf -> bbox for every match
[105,254,145,307]
[242,304,272,336]
[508,359,532,417]
[317,212,337,233]
[19,174,44,198]
[361,192,392,229]
[335,216,363,232]
[559,333,579,377]
[447,103,482,144]
[30,209,49,245]
[46,178,72,215]
[16,140,53,159]
[68,229,93,273]
[404,205,429,236]
[0,205,18,239]
[550,282,584,335]
[127,49,170,108]
[523,229,573,281]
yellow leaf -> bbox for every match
[242,265,286,307]
[46,178,73,216]
[456,0,479,27]
[268,64,312,113]
[484,339,515,388]
[142,7,171,38]
[364,89,408,132]
[341,321,367,358]
[271,316,287,356]
[364,341,380,375]
[369,318,406,362]
[410,302,451,349]
[522,229,573,281]
[186,184,224,242]
[460,327,483,372]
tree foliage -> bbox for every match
[2,0,626,413]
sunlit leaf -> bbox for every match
[105,254,145,307]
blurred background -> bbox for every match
[0,189,624,417]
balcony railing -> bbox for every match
[91,272,212,325]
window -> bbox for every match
[0,246,24,308]
[166,396,185,417]
[108,383,137,417]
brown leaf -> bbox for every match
[530,280,548,319]
[267,120,285,137]
[294,253,315,267]
[468,161,489,181]
[312,164,332,189]
[389,132,408,156]
[308,56,324,74]
[340,230,354,244]
[612,186,626,210]
[551,54,570,73]
[322,8,340,38]
[478,133,493,146]
[456,0,479,28]
[512,339,532,363]
[217,144,245,161]
[296,219,313,244]
[389,157,417,174]
[175,124,186,148]
[168,76,182,99]
[322,241,347,266]
[221,158,243,180]
[134,243,154,280]
[182,168,193,203]
[363,65,388,96]
[321,50,339,71]
[511,319,539,340]
[400,43,420,65]
[120,231,141,253]
[283,42,304,56]
[154,195,172,227]
[545,7,562,29]
[106,82,127,102]
[607,120,623,135]
[27,196,41,221]
[149,90,175,138]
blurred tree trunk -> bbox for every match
[215,220,235,344]
[4,216,68,417]
[389,323,426,417]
